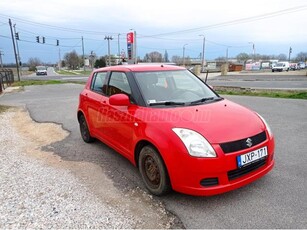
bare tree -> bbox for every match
[28,57,42,71]
[171,55,182,65]
[143,51,163,62]
[236,53,250,63]
[277,53,287,61]
[294,52,307,62]
[64,50,81,70]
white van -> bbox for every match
[272,62,289,72]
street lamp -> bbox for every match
[249,42,255,62]
[183,43,188,67]
[199,35,206,72]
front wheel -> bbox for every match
[138,146,171,196]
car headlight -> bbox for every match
[172,128,216,158]
[257,113,273,138]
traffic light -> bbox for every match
[15,32,19,40]
[56,39,59,46]
[289,47,292,54]
[36,36,40,43]
[42,37,45,43]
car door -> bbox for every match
[102,71,135,157]
[86,71,108,137]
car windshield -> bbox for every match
[36,66,46,70]
[134,69,220,106]
[276,63,284,67]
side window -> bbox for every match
[107,72,131,96]
[91,72,107,94]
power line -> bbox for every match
[0,13,122,35]
[143,5,307,38]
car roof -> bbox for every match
[93,64,185,73]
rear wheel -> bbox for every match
[79,114,94,143]
[138,146,171,196]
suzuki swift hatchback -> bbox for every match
[77,65,275,196]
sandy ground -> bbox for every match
[1,107,179,228]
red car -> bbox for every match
[77,65,275,196]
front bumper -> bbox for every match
[165,136,275,196]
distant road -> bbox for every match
[204,70,307,90]
[23,68,307,89]
[23,67,90,82]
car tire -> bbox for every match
[79,114,95,143]
[138,146,171,196]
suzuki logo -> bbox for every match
[246,138,253,147]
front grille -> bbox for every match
[228,158,266,181]
[220,131,267,154]
[200,178,219,187]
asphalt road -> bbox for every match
[1,84,307,228]
[205,71,307,90]
[23,68,307,90]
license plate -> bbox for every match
[237,146,268,168]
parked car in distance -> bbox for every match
[77,64,275,196]
[290,63,298,70]
[298,62,306,69]
[35,66,47,75]
[272,61,289,72]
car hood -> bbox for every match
[139,99,265,144]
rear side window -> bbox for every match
[91,72,107,94]
[107,72,131,96]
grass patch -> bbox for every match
[215,87,307,100]
[0,105,11,113]
[11,80,85,87]
[12,80,65,87]
[56,70,79,75]
[56,70,92,75]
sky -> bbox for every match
[0,0,306,64]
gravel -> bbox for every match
[0,110,171,228]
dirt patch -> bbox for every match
[9,107,179,229]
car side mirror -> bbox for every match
[109,93,131,106]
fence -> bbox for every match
[0,69,14,93]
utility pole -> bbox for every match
[226,47,229,63]
[183,44,188,67]
[288,47,292,62]
[249,42,255,62]
[81,36,85,71]
[9,19,20,81]
[13,24,22,76]
[104,36,113,66]
[199,35,205,72]
[117,33,121,58]
[0,50,4,68]
[58,48,61,69]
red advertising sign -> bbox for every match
[127,32,134,44]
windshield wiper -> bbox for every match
[190,97,222,105]
[149,101,185,106]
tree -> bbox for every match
[143,51,163,62]
[294,52,307,62]
[215,56,226,62]
[28,57,42,71]
[94,57,106,68]
[64,50,80,70]
[236,53,250,63]
[171,55,182,65]
[277,53,287,61]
